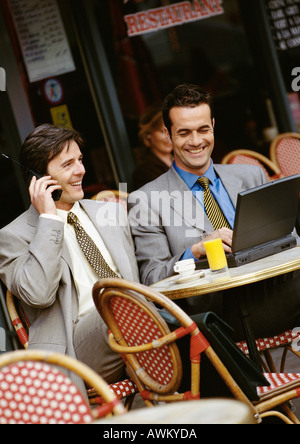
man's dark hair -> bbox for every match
[162,84,213,136]
[20,124,85,183]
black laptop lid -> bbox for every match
[232,174,300,253]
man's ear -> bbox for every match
[212,118,215,128]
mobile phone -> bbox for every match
[1,153,62,201]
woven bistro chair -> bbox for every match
[236,332,300,373]
[93,278,300,424]
[270,133,300,177]
[5,289,138,410]
[6,290,30,349]
[91,189,129,212]
[0,349,126,424]
[221,149,283,182]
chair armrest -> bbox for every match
[108,330,180,354]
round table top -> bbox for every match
[95,399,255,425]
[151,247,300,300]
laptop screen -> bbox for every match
[232,174,300,253]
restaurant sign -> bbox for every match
[124,0,224,37]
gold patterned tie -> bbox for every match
[197,177,231,230]
[67,212,119,279]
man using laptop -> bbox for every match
[128,84,300,340]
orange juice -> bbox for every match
[203,238,228,272]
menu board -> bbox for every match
[265,0,300,51]
[8,0,75,82]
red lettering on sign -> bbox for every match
[124,0,224,37]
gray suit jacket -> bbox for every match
[0,199,139,390]
[128,164,266,286]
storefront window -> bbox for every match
[0,122,25,228]
[97,0,271,165]
[1,0,118,196]
[265,0,300,131]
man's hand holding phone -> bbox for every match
[29,175,62,215]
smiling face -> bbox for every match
[168,104,215,176]
[47,140,85,211]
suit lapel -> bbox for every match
[214,164,247,208]
[166,164,249,231]
[167,167,213,232]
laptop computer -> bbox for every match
[196,174,300,269]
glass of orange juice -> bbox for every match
[203,237,228,273]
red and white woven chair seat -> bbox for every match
[111,296,176,387]
[88,378,138,405]
[275,138,300,176]
[258,373,300,400]
[0,361,94,424]
[108,379,137,399]
[236,329,300,355]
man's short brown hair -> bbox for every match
[162,84,213,136]
[20,124,84,182]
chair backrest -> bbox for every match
[94,280,183,396]
[91,189,129,212]
[0,350,125,424]
[221,149,282,181]
[269,133,300,176]
[92,278,261,418]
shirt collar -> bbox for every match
[173,159,217,188]
[56,201,80,224]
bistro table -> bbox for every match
[151,246,300,369]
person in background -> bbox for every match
[132,105,173,189]
[0,124,139,395]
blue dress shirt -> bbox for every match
[173,161,236,260]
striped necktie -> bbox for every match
[67,212,119,279]
[197,176,231,230]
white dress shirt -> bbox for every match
[41,202,120,318]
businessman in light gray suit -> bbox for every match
[0,124,139,394]
[129,84,300,341]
